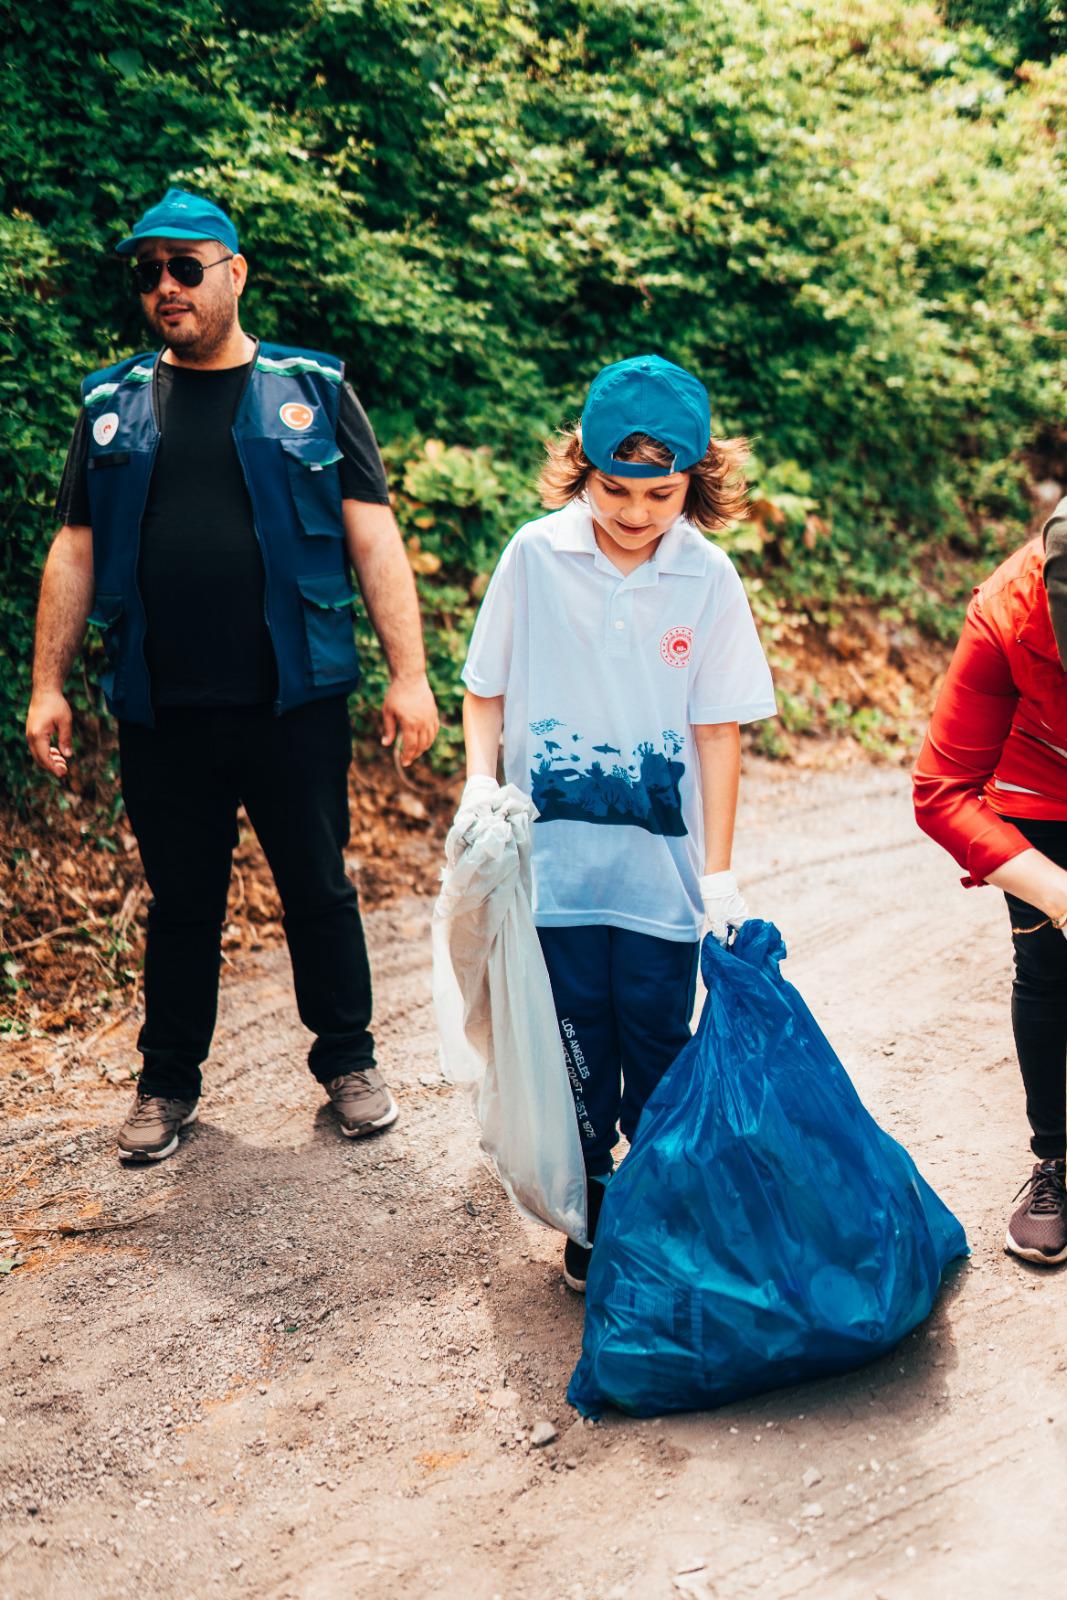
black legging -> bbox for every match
[1003,816,1067,1160]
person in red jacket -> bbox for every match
[914,501,1067,1265]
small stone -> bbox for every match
[801,1502,824,1520]
[802,1466,823,1489]
[654,1487,668,1500]
[529,1421,558,1447]
[564,1458,578,1470]
[229,1557,243,1571]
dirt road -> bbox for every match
[2,761,1064,1600]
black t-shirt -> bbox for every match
[55,360,390,709]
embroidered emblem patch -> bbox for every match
[279,402,314,432]
[660,626,693,668]
[92,412,119,447]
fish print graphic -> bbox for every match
[528,723,686,837]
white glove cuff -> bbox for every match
[461,774,501,808]
[699,870,738,899]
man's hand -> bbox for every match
[26,690,74,780]
[381,674,439,766]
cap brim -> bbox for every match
[115,228,222,257]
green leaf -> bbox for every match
[108,48,144,79]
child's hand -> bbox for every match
[699,871,750,945]
[453,775,502,836]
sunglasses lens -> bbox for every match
[132,261,163,293]
[169,256,205,288]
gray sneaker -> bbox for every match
[1005,1159,1067,1265]
[117,1091,199,1163]
[325,1069,398,1138]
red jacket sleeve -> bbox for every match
[912,591,1035,884]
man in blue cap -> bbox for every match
[26,188,439,1161]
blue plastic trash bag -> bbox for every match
[568,921,968,1418]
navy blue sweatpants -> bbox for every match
[537,925,700,1178]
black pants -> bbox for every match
[119,698,375,1101]
[1003,816,1067,1160]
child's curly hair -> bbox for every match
[538,425,750,532]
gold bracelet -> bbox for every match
[1012,909,1067,936]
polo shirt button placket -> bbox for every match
[606,591,633,658]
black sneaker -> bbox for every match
[1005,1158,1067,1265]
[563,1177,607,1294]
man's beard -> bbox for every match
[146,292,237,362]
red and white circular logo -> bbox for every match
[279,402,314,432]
[92,412,119,447]
[660,626,693,668]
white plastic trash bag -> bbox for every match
[432,786,588,1245]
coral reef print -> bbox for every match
[528,723,687,837]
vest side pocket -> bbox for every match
[87,593,125,702]
[297,573,359,686]
[280,439,344,537]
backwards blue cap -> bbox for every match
[115,187,239,257]
[581,354,711,479]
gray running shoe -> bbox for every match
[1005,1159,1067,1265]
[325,1069,398,1138]
[117,1092,199,1163]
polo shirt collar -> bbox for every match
[551,497,708,578]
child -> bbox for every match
[458,354,777,1290]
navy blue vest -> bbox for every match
[82,339,361,726]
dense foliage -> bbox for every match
[945,0,1067,60]
[3,0,1067,796]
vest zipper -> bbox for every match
[230,338,282,715]
[128,354,164,726]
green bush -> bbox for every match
[4,0,1067,799]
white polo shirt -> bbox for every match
[461,497,776,941]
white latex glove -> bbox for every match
[453,774,501,835]
[699,870,750,946]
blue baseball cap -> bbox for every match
[581,354,711,479]
[115,187,239,257]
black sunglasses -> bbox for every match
[130,253,234,294]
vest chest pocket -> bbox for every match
[297,573,358,686]
[87,593,124,699]
[280,438,344,537]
